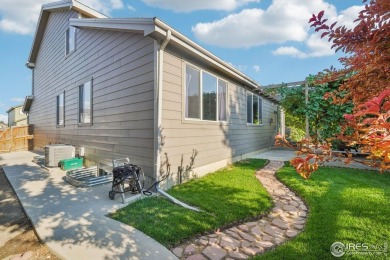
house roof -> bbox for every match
[27,0,106,67]
[6,104,23,113]
[27,1,279,102]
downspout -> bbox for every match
[154,29,200,212]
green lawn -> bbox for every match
[255,165,390,260]
[110,159,272,247]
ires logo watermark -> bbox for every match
[331,242,388,257]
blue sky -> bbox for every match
[0,0,363,122]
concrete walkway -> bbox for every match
[0,151,177,260]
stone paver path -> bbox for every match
[171,161,308,260]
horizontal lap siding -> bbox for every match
[29,10,155,182]
[161,52,277,183]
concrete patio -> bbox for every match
[0,151,177,260]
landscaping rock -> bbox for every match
[229,251,248,259]
[184,244,197,255]
[202,245,227,260]
[173,247,184,258]
[186,254,207,260]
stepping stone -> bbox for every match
[298,211,307,217]
[237,230,257,242]
[238,224,249,232]
[209,234,218,238]
[241,247,258,256]
[251,226,263,239]
[246,222,258,227]
[198,238,208,246]
[295,224,304,230]
[264,226,284,238]
[220,236,240,251]
[225,230,241,240]
[275,237,284,244]
[271,218,289,230]
[299,204,308,211]
[286,230,298,238]
[258,241,274,249]
[184,244,197,255]
[262,234,274,241]
[289,201,299,207]
[209,237,219,246]
[241,240,251,248]
[173,247,184,258]
[202,245,227,260]
[229,251,248,259]
[283,205,298,212]
[186,254,207,260]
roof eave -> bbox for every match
[27,0,107,65]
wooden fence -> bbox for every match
[0,125,33,153]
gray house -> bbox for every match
[24,0,279,188]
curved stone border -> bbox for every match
[171,161,308,260]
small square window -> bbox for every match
[66,26,76,55]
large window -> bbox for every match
[56,92,65,126]
[79,81,92,124]
[185,64,228,122]
[247,92,263,125]
[65,26,76,55]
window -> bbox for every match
[65,26,76,55]
[247,92,263,125]
[218,79,227,121]
[56,92,65,126]
[185,64,228,122]
[186,65,200,119]
[79,81,92,124]
[202,72,217,121]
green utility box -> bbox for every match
[59,157,83,171]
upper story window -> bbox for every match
[79,81,92,125]
[56,92,65,126]
[65,26,76,55]
[247,92,263,125]
[185,64,228,122]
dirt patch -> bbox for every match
[0,167,59,260]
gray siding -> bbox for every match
[30,10,156,182]
[161,51,277,184]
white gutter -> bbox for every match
[155,29,171,187]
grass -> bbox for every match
[255,165,390,260]
[110,159,272,247]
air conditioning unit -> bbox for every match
[45,144,75,167]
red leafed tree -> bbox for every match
[309,0,390,105]
[276,0,390,178]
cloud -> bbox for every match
[11,97,25,103]
[272,5,363,58]
[0,114,7,123]
[0,0,124,35]
[253,65,260,72]
[142,0,259,12]
[127,4,136,12]
[193,0,336,48]
[192,0,363,58]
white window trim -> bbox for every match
[65,26,76,57]
[246,90,264,126]
[56,91,65,127]
[78,79,93,126]
[183,62,229,124]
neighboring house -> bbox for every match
[24,0,280,188]
[7,105,28,127]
